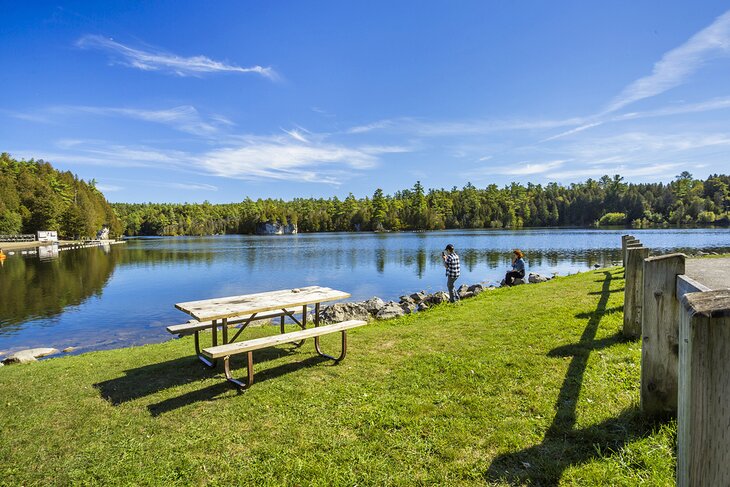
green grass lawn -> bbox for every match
[0,268,676,486]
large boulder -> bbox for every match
[528,273,550,284]
[2,347,58,365]
[362,297,386,316]
[320,303,371,323]
[375,301,408,320]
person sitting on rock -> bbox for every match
[505,249,526,286]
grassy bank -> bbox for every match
[0,269,675,486]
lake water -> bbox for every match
[1,228,729,356]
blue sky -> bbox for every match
[2,1,730,203]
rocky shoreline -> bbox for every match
[1,272,553,366]
[318,272,552,323]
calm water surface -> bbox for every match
[1,228,729,355]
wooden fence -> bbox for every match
[621,236,730,486]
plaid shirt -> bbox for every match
[445,253,460,278]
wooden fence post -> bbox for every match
[623,246,649,338]
[621,235,634,265]
[677,289,730,487]
[640,253,686,415]
[623,239,642,267]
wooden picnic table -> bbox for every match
[174,286,351,366]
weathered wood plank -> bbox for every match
[175,286,350,322]
[166,308,301,335]
[202,319,367,359]
[623,246,649,338]
[641,253,685,415]
[677,289,730,487]
[623,239,642,267]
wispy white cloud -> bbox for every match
[498,160,567,175]
[58,105,226,135]
[76,35,276,79]
[541,122,604,142]
[281,127,310,143]
[605,10,730,113]
[95,183,123,192]
[30,133,410,185]
[200,136,409,183]
[162,182,218,191]
[346,116,586,137]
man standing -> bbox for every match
[442,244,461,303]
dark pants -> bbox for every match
[447,276,460,302]
[505,270,525,286]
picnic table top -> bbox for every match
[685,257,730,291]
[175,285,350,322]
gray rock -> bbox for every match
[409,292,428,303]
[467,284,484,295]
[362,297,386,316]
[528,273,550,284]
[376,301,407,320]
[501,278,525,287]
[400,302,416,314]
[428,291,450,304]
[320,303,371,323]
[459,291,475,299]
[417,302,430,311]
[3,347,59,365]
[457,284,469,294]
[399,295,416,305]
[62,347,77,353]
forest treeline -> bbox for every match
[3,153,728,237]
[0,153,122,238]
[113,173,730,236]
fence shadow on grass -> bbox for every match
[94,345,300,406]
[484,271,661,485]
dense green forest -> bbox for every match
[0,153,122,238]
[3,153,728,237]
[113,173,730,236]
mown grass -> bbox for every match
[0,268,675,486]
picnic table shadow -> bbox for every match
[94,345,328,416]
[483,270,667,485]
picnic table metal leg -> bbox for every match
[223,352,254,390]
[315,330,347,362]
[194,331,216,368]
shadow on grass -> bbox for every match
[484,271,661,485]
[147,354,330,416]
[574,305,623,319]
[94,345,300,406]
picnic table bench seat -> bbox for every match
[202,319,367,389]
[167,307,302,366]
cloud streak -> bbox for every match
[605,9,730,113]
[60,105,226,135]
[76,35,276,79]
[200,137,409,183]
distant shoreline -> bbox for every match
[0,240,121,252]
